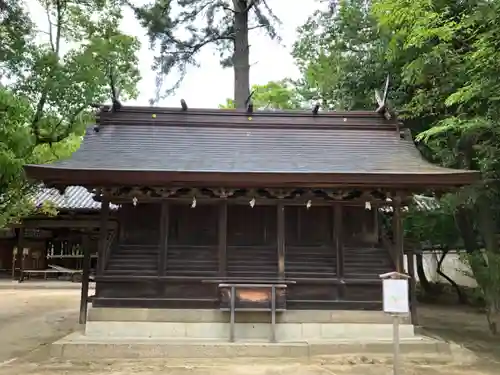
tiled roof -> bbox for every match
[412,195,440,211]
[381,195,440,213]
[40,127,447,173]
[24,106,479,187]
[31,110,471,173]
[34,186,117,211]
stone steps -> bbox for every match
[51,333,461,361]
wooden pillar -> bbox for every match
[218,200,227,276]
[97,195,110,276]
[333,204,345,298]
[118,207,126,243]
[158,201,169,277]
[79,232,91,324]
[11,245,16,281]
[277,202,285,280]
[392,196,404,273]
[17,228,26,283]
[407,249,418,325]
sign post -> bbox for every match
[379,271,411,375]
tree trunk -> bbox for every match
[416,252,433,296]
[436,249,467,304]
[486,303,499,335]
[232,0,250,109]
[455,206,480,254]
[474,195,499,254]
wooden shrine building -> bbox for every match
[0,186,117,280]
[24,105,479,333]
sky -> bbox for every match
[27,0,320,108]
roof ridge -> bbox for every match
[95,106,399,131]
[98,105,387,117]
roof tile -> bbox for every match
[24,107,479,186]
[41,123,463,174]
[34,186,117,211]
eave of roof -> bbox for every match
[24,168,479,189]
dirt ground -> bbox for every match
[0,288,80,364]
[0,286,499,375]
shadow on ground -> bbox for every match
[418,304,500,362]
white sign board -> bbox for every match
[382,279,409,314]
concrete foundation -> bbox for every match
[85,308,415,341]
[87,307,409,323]
[50,308,469,361]
[85,321,416,341]
[51,333,458,360]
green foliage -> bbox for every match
[404,195,461,249]
[370,0,500,142]
[372,0,500,259]
[0,0,34,77]
[0,0,141,228]
[219,80,303,110]
[292,0,393,110]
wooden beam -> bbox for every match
[105,196,404,207]
[95,274,384,284]
[97,195,110,276]
[218,200,227,276]
[158,201,169,277]
[15,220,118,229]
[79,233,91,324]
[277,202,285,280]
[334,204,345,298]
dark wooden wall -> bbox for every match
[96,201,393,310]
[0,238,15,272]
[227,205,277,278]
[168,204,218,277]
[120,204,162,245]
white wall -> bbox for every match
[405,251,477,287]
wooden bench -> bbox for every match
[203,279,296,342]
[19,266,95,283]
[48,265,95,282]
[19,269,61,282]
